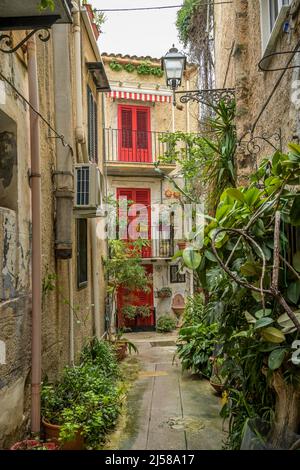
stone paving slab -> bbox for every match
[114,333,225,450]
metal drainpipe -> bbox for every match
[68,258,74,364]
[72,0,88,163]
[186,79,190,132]
[28,36,41,435]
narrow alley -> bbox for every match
[109,333,224,451]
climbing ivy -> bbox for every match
[109,60,164,78]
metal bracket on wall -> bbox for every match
[239,128,283,159]
[258,50,300,72]
[176,88,235,107]
[0,29,50,54]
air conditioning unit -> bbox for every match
[74,163,105,218]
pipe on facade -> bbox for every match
[28,36,41,434]
[68,258,74,364]
[72,0,88,163]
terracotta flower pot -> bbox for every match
[209,380,224,396]
[10,439,58,450]
[42,418,85,450]
[177,241,187,250]
[115,341,128,361]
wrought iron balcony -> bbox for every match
[103,128,176,176]
[117,225,175,259]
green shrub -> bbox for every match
[177,323,219,377]
[182,294,204,326]
[41,340,123,449]
[80,337,119,378]
[156,314,177,332]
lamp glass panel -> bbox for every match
[164,58,184,81]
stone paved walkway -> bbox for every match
[114,332,225,450]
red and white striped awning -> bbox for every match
[108,90,172,103]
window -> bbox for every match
[77,219,88,288]
[260,0,290,55]
[170,265,186,283]
[118,105,151,162]
[87,85,98,163]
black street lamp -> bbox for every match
[161,45,186,106]
[161,45,235,108]
[0,0,72,53]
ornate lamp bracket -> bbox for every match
[239,128,283,157]
[176,88,235,107]
[0,29,51,54]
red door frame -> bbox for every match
[117,264,154,329]
[118,104,152,162]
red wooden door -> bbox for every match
[117,265,154,329]
[117,188,151,257]
[118,105,151,162]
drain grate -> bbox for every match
[150,341,176,347]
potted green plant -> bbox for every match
[156,314,177,332]
[209,357,226,395]
[109,328,138,361]
[157,287,172,299]
[121,305,137,321]
[136,304,151,318]
[41,339,122,449]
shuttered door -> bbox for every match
[117,265,154,329]
[135,189,151,257]
[119,108,133,161]
[136,109,151,162]
[118,105,151,162]
[116,189,154,329]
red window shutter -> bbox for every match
[121,109,133,149]
[136,110,148,150]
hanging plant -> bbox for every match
[109,61,123,72]
[151,67,164,77]
[124,63,136,73]
[136,305,152,318]
[136,61,152,75]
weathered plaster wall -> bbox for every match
[214,0,300,181]
[0,49,31,448]
[0,15,107,448]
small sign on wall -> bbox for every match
[0,340,6,364]
[0,80,5,105]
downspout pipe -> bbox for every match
[72,0,89,163]
[28,36,41,434]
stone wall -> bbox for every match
[0,14,107,448]
[214,0,300,181]
[0,46,32,446]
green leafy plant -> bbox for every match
[104,239,152,335]
[38,0,55,11]
[155,100,236,211]
[156,314,177,332]
[157,287,172,298]
[121,305,137,320]
[110,328,139,355]
[93,10,106,30]
[176,323,219,377]
[176,142,300,448]
[41,339,123,449]
[109,61,123,72]
[124,63,136,73]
